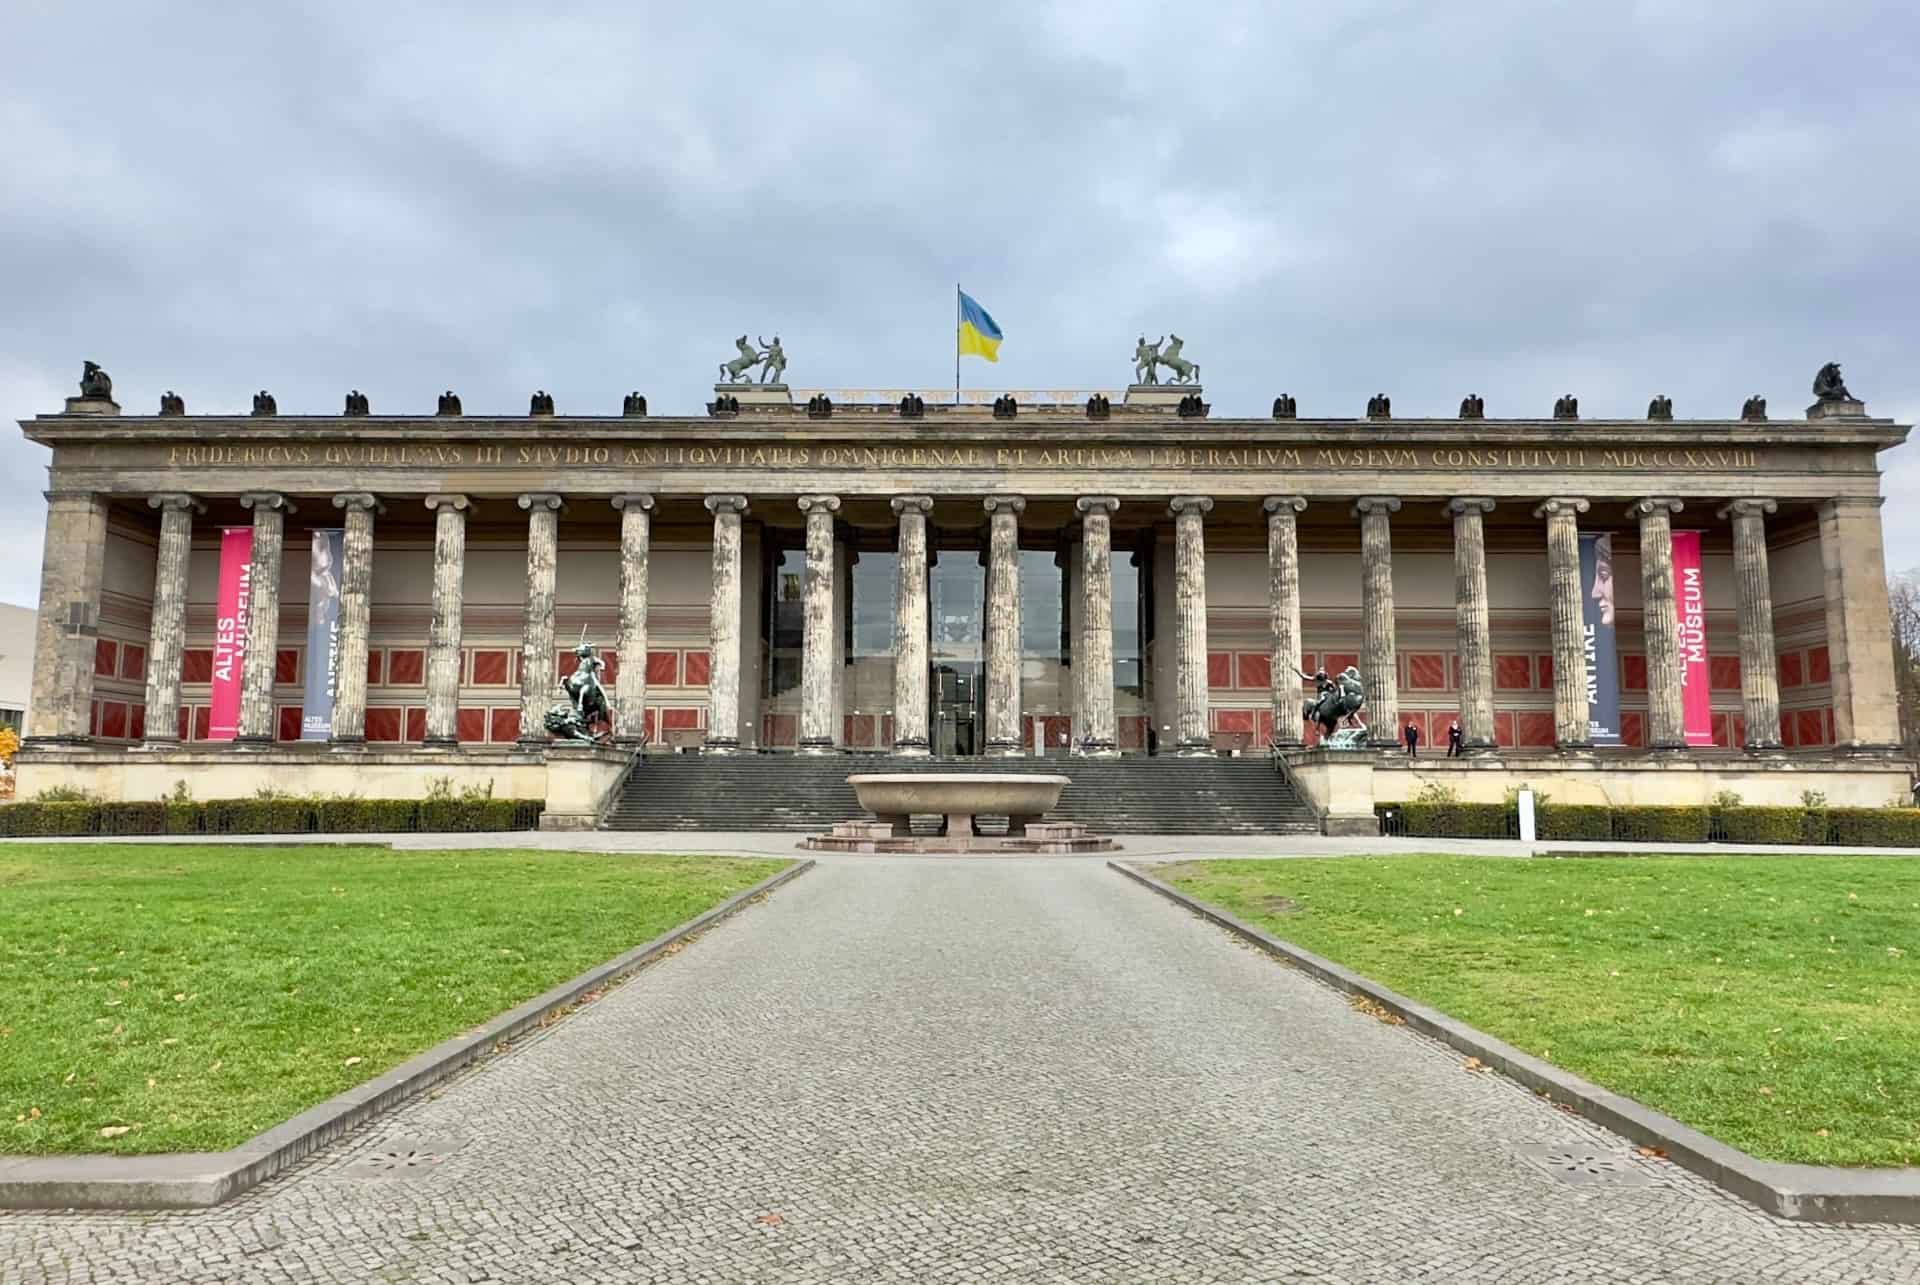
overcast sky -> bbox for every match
[3,1,1917,610]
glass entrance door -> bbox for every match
[928,552,985,757]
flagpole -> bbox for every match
[954,283,961,406]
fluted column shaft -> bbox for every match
[26,492,109,743]
[1076,497,1120,755]
[612,494,654,745]
[236,492,293,744]
[422,495,469,747]
[328,494,379,743]
[983,496,1026,755]
[1718,499,1782,750]
[1817,497,1899,749]
[1448,498,1497,751]
[1632,498,1687,750]
[1265,497,1307,748]
[517,493,563,745]
[798,495,842,752]
[1170,495,1214,755]
[704,495,749,753]
[1537,498,1591,748]
[891,496,933,755]
[1354,497,1401,747]
[142,494,199,744]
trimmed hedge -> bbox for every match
[1537,804,1611,841]
[0,797,544,838]
[1378,799,1920,846]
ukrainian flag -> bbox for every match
[957,289,1003,363]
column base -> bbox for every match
[328,735,367,752]
[702,737,742,755]
[984,737,1025,757]
[1461,739,1499,755]
[1647,740,1690,753]
[1073,739,1119,758]
[230,734,276,751]
[798,738,838,755]
[515,736,550,751]
[1833,741,1905,758]
[23,735,94,750]
[1742,740,1784,754]
[1175,737,1214,757]
[1554,739,1593,752]
[420,736,460,750]
[892,736,930,756]
[133,736,181,751]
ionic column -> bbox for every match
[1353,496,1401,747]
[142,494,202,745]
[1265,496,1307,747]
[704,495,749,753]
[1818,496,1900,750]
[235,492,294,746]
[328,493,380,745]
[1075,497,1121,755]
[1169,495,1214,755]
[1535,498,1592,748]
[421,495,470,747]
[1448,497,1497,752]
[26,491,109,744]
[797,495,842,753]
[891,496,933,755]
[1630,498,1687,750]
[983,496,1026,756]
[516,493,564,746]
[1715,499,1783,751]
[611,493,654,746]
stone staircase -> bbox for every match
[601,754,1323,835]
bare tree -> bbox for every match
[1889,570,1920,759]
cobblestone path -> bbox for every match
[6,857,1919,1283]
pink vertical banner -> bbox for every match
[209,527,254,741]
[1671,529,1714,747]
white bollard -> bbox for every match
[1517,787,1537,844]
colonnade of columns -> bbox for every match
[25,486,1898,758]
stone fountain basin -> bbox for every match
[848,773,1070,836]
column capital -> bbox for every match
[983,495,1026,516]
[890,494,934,515]
[518,492,565,512]
[1627,497,1684,520]
[147,493,204,515]
[797,494,842,517]
[704,493,749,516]
[1351,495,1400,517]
[1818,495,1886,515]
[424,493,470,512]
[239,491,295,514]
[1532,496,1589,519]
[332,492,383,514]
[1168,495,1214,516]
[1445,496,1497,517]
[611,492,655,512]
[1716,498,1778,520]
[1263,495,1307,515]
[1076,496,1120,516]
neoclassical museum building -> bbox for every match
[16,360,1914,825]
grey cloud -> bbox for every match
[2,0,1917,611]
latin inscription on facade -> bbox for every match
[154,439,1766,474]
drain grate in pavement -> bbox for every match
[344,1136,468,1181]
[1515,1143,1657,1188]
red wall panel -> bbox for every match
[683,651,711,687]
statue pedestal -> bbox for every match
[64,396,119,416]
[1284,747,1378,836]
[1123,384,1202,409]
[714,383,793,409]
[1807,398,1867,420]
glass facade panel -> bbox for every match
[930,553,984,757]
[1020,546,1070,754]
[844,550,898,748]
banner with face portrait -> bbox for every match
[301,529,344,740]
[1579,532,1621,745]
[209,527,253,741]
[1671,529,1714,747]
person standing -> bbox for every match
[1447,720,1463,757]
[1403,720,1420,756]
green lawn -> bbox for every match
[1156,855,1920,1167]
[0,845,787,1155]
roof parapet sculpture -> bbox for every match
[898,393,925,418]
[1553,394,1578,420]
[529,390,555,416]
[1648,394,1673,420]
[159,390,185,416]
[1133,335,1201,386]
[806,393,833,419]
[719,335,787,385]
[1741,395,1767,422]
[1085,393,1110,420]
[992,394,1018,419]
[623,391,648,416]
[79,361,113,400]
[1272,394,1296,419]
[344,390,370,416]
[251,390,277,416]
[1813,362,1852,403]
[1459,394,1484,419]
[1366,393,1391,420]
[437,390,462,416]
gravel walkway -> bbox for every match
[4,857,1917,1283]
